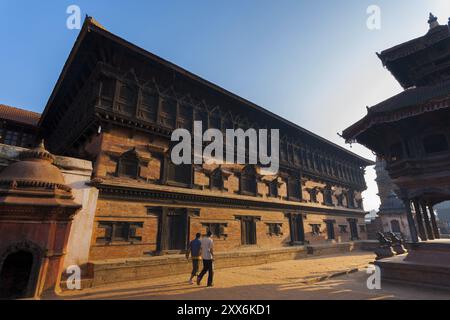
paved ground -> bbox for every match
[58,252,450,300]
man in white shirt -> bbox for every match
[197,231,214,287]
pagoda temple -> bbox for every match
[342,14,450,288]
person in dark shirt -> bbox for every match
[186,233,202,284]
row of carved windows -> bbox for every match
[312,220,362,241]
[0,127,35,148]
[94,217,364,248]
[98,76,364,186]
[280,143,364,185]
[115,150,360,208]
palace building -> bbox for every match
[0,17,372,297]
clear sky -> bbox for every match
[1,0,450,211]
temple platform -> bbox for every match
[375,240,450,290]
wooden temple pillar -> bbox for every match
[420,201,435,240]
[412,200,427,241]
[404,199,419,243]
[427,204,440,239]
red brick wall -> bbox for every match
[85,127,367,261]
[90,198,367,260]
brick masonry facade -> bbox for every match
[87,127,368,261]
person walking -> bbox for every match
[186,233,202,284]
[197,231,214,287]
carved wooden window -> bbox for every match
[117,84,137,116]
[288,145,294,163]
[314,154,320,171]
[348,219,359,240]
[20,133,34,148]
[139,89,158,122]
[268,179,279,198]
[166,160,192,186]
[240,216,257,245]
[240,166,257,195]
[331,161,338,177]
[210,168,224,190]
[325,220,336,240]
[310,224,321,236]
[117,151,140,178]
[299,149,306,167]
[222,115,233,136]
[286,176,301,201]
[194,109,208,132]
[209,113,221,130]
[280,143,287,162]
[202,223,227,239]
[267,223,282,236]
[307,152,313,169]
[309,188,318,203]
[359,224,367,233]
[423,134,448,154]
[177,104,193,130]
[338,225,348,233]
[96,221,143,244]
[160,98,177,128]
[319,158,325,173]
[336,193,344,206]
[323,185,333,206]
[289,214,305,243]
[346,190,355,208]
[326,159,332,176]
[294,148,301,165]
[4,130,19,146]
[99,76,115,108]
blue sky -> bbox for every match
[1,0,450,211]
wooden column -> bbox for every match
[404,199,419,243]
[428,204,440,239]
[421,202,435,240]
[412,200,427,241]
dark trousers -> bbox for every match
[198,259,214,286]
[191,259,200,278]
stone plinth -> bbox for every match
[375,240,450,289]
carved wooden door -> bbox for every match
[291,214,305,243]
[167,210,187,251]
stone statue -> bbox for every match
[374,232,396,260]
[386,232,408,255]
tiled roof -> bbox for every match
[378,25,450,65]
[0,104,41,127]
[370,80,450,113]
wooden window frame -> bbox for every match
[96,221,143,244]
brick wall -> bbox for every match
[84,127,368,261]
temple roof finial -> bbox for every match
[428,13,439,29]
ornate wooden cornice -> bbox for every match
[343,97,450,150]
[95,182,365,218]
